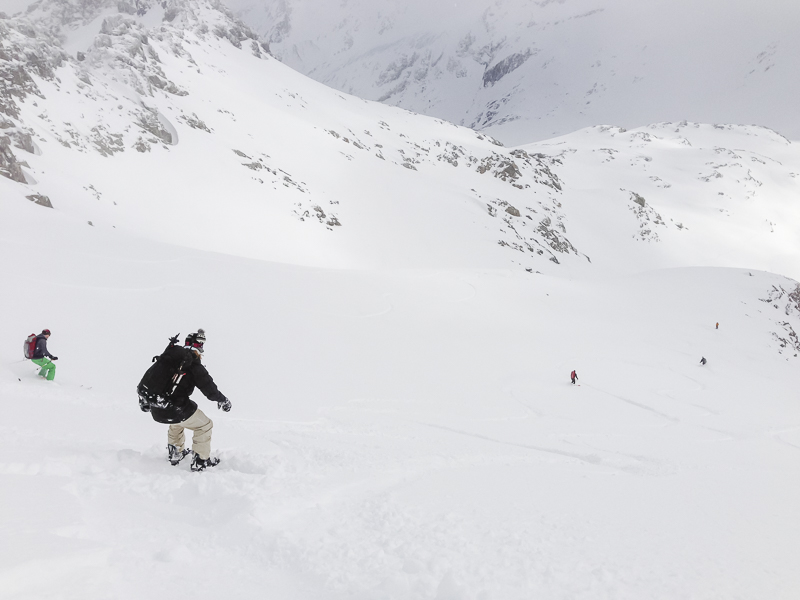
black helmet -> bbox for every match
[42,329,51,335]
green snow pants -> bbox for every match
[31,357,56,381]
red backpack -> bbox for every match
[23,333,37,359]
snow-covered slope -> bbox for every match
[2,0,800,278]
[0,0,575,271]
[525,122,800,278]
[3,185,800,599]
[224,0,800,145]
[1,3,800,598]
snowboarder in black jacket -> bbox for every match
[142,330,231,471]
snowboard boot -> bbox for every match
[167,444,191,466]
[190,453,221,472]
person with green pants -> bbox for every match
[31,329,58,380]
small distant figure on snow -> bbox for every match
[27,329,58,380]
[715,322,719,330]
[137,329,232,472]
[570,370,578,384]
[700,356,707,366]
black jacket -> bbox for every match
[33,335,55,359]
[150,348,224,424]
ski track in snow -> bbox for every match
[416,420,616,471]
[584,384,683,424]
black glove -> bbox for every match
[51,356,58,361]
[217,395,232,412]
[169,334,180,345]
[138,395,151,412]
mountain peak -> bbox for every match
[225,0,800,145]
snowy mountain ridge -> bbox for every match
[1,0,577,269]
[224,0,800,145]
[3,0,800,278]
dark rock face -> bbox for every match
[483,50,532,88]
[136,110,173,145]
[537,217,577,256]
[0,136,27,183]
[26,193,53,208]
[179,113,212,132]
[761,283,800,356]
[0,17,66,119]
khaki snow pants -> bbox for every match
[168,409,213,460]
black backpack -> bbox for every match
[137,335,195,409]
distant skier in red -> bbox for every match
[570,370,578,385]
